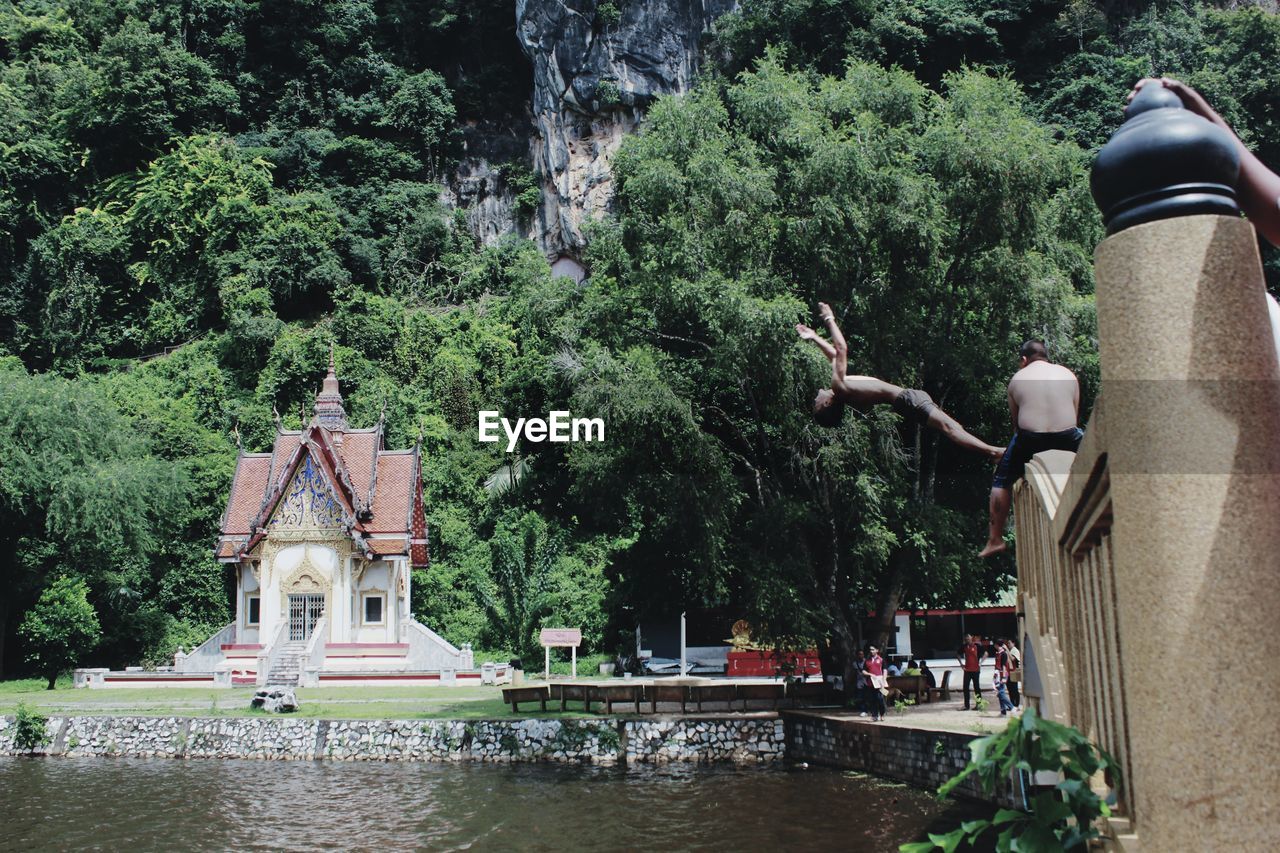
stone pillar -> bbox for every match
[1094,214,1280,849]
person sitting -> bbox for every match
[980,340,1082,557]
[920,660,936,689]
[886,660,903,677]
[797,303,1004,460]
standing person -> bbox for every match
[852,648,868,715]
[957,634,985,710]
[1004,638,1022,707]
[993,641,1015,716]
[980,340,1082,557]
[797,304,1004,459]
[863,645,888,722]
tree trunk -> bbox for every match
[823,599,858,705]
[46,669,57,690]
[870,555,908,651]
[0,592,7,681]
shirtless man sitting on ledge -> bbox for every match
[980,340,1081,557]
[797,302,1003,460]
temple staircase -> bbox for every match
[265,642,306,687]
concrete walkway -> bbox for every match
[826,694,1024,736]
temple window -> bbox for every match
[362,594,385,625]
[247,596,260,626]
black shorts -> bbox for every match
[992,427,1084,489]
[893,389,937,425]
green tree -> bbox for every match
[380,70,456,175]
[0,359,186,677]
[479,510,565,660]
[19,575,101,689]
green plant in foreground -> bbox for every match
[901,707,1119,853]
[13,703,50,751]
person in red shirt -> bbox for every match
[862,645,888,721]
[956,634,985,710]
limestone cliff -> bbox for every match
[515,0,738,257]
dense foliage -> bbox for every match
[1,0,1278,677]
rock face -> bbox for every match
[516,0,738,256]
[251,688,299,714]
[441,120,532,248]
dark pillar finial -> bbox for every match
[1091,82,1241,235]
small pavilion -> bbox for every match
[197,352,473,685]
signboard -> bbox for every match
[540,628,583,679]
[539,628,582,647]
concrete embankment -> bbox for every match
[0,715,784,765]
[783,711,1023,808]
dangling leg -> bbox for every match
[926,407,1004,461]
[980,487,1012,558]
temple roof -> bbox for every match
[215,356,427,567]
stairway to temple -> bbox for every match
[266,642,307,687]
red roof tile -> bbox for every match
[367,538,408,555]
[217,417,425,560]
[221,454,272,536]
[368,452,414,533]
[342,429,380,506]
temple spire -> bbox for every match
[312,344,349,431]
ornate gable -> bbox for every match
[269,453,348,535]
[215,351,428,564]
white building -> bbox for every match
[197,352,472,686]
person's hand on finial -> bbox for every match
[1125,77,1219,125]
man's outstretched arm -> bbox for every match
[818,302,849,381]
[796,323,837,362]
[1129,78,1280,247]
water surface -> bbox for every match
[0,757,986,851]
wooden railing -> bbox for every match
[1013,397,1132,833]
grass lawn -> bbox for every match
[0,680,601,720]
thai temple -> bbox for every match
[78,352,482,688]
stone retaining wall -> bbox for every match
[0,714,784,765]
[782,711,1023,808]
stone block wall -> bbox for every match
[0,714,784,766]
[783,712,1022,808]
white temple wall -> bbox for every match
[238,564,261,645]
[353,562,393,643]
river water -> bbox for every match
[0,758,987,851]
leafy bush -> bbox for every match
[596,2,622,28]
[594,79,622,109]
[499,162,543,220]
[19,576,101,690]
[901,707,1119,852]
[13,703,50,752]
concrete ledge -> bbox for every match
[782,711,1023,808]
